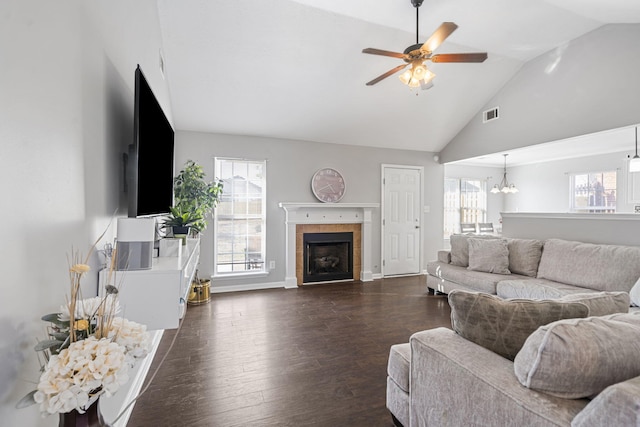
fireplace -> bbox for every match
[279,202,379,287]
[303,232,353,283]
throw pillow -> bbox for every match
[559,292,630,316]
[514,313,640,399]
[449,234,497,267]
[448,290,589,361]
[630,277,640,307]
[506,238,543,277]
[572,376,640,427]
[450,234,471,267]
[467,238,511,275]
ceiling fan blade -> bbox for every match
[420,22,458,54]
[362,48,406,59]
[430,52,488,63]
[365,63,409,86]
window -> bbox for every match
[444,178,487,239]
[214,158,266,274]
[570,171,616,213]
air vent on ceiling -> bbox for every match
[483,107,499,123]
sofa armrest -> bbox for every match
[437,250,451,264]
[409,328,587,427]
[571,375,640,426]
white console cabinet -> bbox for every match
[99,238,200,330]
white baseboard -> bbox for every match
[211,281,286,293]
[210,275,393,293]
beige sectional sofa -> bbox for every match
[426,236,640,299]
[386,236,640,427]
[391,318,640,426]
[387,294,640,427]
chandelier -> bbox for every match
[630,127,640,173]
[490,154,519,194]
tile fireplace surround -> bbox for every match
[279,203,379,288]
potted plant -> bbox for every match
[163,160,223,236]
[162,206,203,236]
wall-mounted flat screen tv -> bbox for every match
[128,64,174,217]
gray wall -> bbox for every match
[2,1,169,425]
[175,131,443,289]
[440,24,640,163]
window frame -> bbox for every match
[213,157,267,277]
[569,170,617,213]
[444,177,488,239]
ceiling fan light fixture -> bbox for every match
[422,68,436,83]
[413,63,427,78]
[398,69,413,85]
[399,63,435,88]
[399,71,421,88]
[420,79,434,90]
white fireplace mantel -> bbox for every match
[279,202,379,288]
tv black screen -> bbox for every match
[128,65,175,217]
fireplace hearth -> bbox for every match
[303,232,353,283]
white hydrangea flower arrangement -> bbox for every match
[33,336,129,415]
[17,231,151,417]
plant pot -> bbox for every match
[172,226,190,236]
[188,279,211,305]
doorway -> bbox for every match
[381,165,423,276]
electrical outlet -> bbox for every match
[269,260,276,270]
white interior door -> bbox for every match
[382,166,422,276]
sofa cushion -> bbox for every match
[497,279,593,299]
[514,312,640,399]
[496,283,630,316]
[467,238,511,275]
[448,290,589,361]
[559,292,630,317]
[571,375,640,427]
[537,239,640,292]
[427,262,526,294]
[507,238,543,277]
[449,234,498,267]
[387,343,411,393]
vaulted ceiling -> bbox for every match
[156,0,640,160]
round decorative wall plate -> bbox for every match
[311,168,346,203]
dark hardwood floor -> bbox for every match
[127,275,452,426]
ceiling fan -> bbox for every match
[362,0,487,89]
